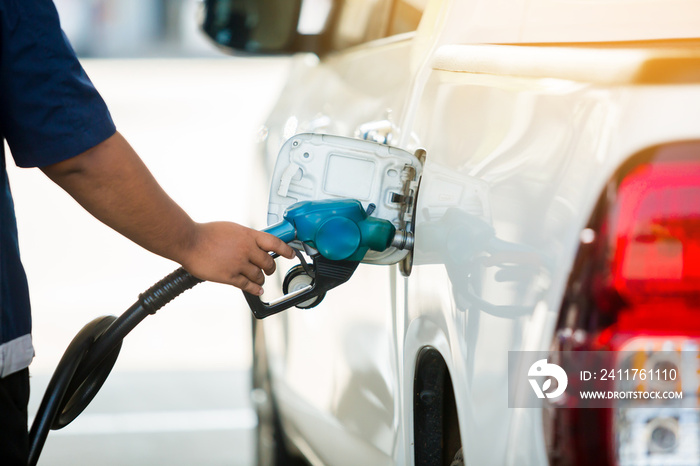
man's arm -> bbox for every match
[41,132,294,296]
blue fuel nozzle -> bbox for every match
[269,199,396,261]
[245,199,398,318]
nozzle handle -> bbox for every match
[244,256,359,319]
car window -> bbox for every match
[331,0,427,50]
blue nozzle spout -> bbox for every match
[263,219,296,244]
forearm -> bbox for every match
[41,132,295,294]
[41,132,197,265]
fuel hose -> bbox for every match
[28,268,203,466]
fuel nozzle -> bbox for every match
[264,199,398,261]
[391,229,414,251]
[244,198,404,318]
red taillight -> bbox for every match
[598,158,700,344]
[613,161,700,298]
[545,142,700,466]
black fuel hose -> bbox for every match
[28,268,203,466]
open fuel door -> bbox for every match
[267,133,423,265]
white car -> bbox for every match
[201,1,700,465]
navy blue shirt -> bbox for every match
[0,0,116,376]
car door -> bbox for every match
[257,2,432,464]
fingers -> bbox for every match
[256,232,295,259]
[250,248,277,276]
[242,262,266,286]
[236,277,264,296]
[236,232,294,296]
[230,263,266,296]
[237,232,294,296]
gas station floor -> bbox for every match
[8,57,291,465]
[28,371,255,465]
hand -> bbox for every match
[179,222,295,296]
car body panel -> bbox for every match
[256,1,700,464]
[439,0,700,44]
[406,63,700,464]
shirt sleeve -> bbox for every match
[0,0,116,168]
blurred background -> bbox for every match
[55,0,215,57]
[5,0,291,464]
